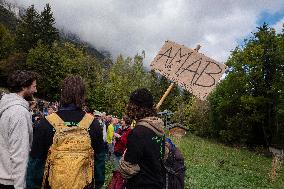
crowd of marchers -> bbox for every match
[0,70,184,189]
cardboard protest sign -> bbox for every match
[150,41,226,100]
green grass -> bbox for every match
[103,134,283,188]
[103,160,114,188]
[177,134,284,189]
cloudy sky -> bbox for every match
[7,0,284,67]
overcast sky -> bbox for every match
[7,0,284,67]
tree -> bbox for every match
[25,41,103,102]
[0,24,14,60]
[39,4,59,47]
[0,53,26,86]
[103,55,133,115]
[102,54,164,115]
[0,24,25,86]
[26,42,64,100]
[208,23,284,146]
[15,5,40,52]
[15,4,58,52]
[0,3,19,31]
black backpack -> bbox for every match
[162,137,186,189]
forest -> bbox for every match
[0,3,283,148]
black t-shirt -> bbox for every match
[124,125,164,189]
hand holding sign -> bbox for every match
[151,41,226,101]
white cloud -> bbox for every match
[7,0,284,66]
[273,17,284,33]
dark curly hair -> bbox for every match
[60,75,86,108]
[126,88,157,120]
[122,115,132,125]
[126,103,157,120]
[7,70,38,93]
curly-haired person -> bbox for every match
[0,70,38,189]
[119,88,166,189]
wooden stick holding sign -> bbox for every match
[155,44,201,110]
[151,41,226,110]
[155,83,174,110]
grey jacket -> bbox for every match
[0,93,33,189]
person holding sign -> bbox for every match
[119,88,165,189]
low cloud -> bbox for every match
[273,17,284,33]
[7,0,284,66]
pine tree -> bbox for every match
[39,4,58,47]
[15,5,40,52]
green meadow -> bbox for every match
[104,134,284,189]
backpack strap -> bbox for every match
[42,113,94,189]
[78,113,94,129]
[42,113,65,189]
[45,113,65,131]
[166,138,175,150]
[162,135,170,189]
[162,134,166,160]
[46,113,94,130]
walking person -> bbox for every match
[26,75,105,189]
[113,116,132,170]
[119,88,165,189]
[106,118,117,160]
[107,116,132,189]
[0,70,38,189]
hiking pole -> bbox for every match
[155,44,201,111]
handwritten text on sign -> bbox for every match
[150,41,226,100]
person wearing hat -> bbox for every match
[94,110,107,144]
[119,88,165,189]
[93,110,102,117]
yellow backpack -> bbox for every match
[42,113,95,189]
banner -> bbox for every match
[150,41,226,100]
